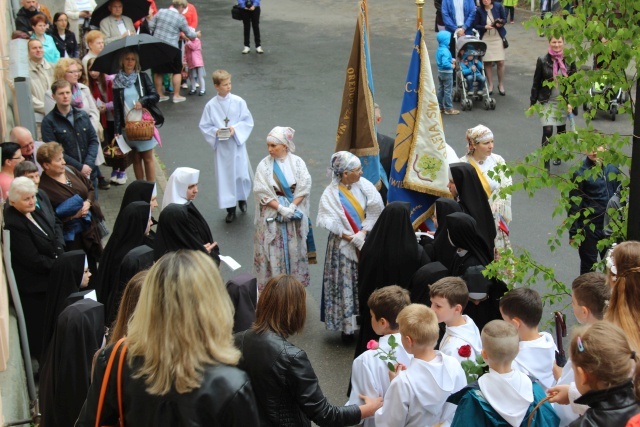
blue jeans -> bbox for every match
[465,74,485,91]
[437,72,453,110]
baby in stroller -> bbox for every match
[461,49,485,95]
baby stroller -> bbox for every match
[453,30,496,111]
[583,70,627,121]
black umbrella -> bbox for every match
[91,34,181,74]
[90,0,151,28]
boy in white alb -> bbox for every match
[449,320,559,427]
[375,304,466,427]
[199,69,254,223]
[499,287,558,389]
[348,286,413,426]
[547,272,610,426]
[430,277,482,363]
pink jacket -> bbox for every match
[184,38,204,68]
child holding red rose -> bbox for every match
[448,320,560,427]
[430,277,483,363]
[347,286,412,427]
[374,304,466,427]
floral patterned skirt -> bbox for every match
[320,233,359,334]
[253,214,310,293]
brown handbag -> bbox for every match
[95,338,128,427]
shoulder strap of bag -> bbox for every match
[95,338,126,427]
[117,341,128,427]
[138,74,144,97]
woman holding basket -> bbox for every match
[113,49,162,182]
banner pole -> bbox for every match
[416,0,425,29]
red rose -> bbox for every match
[366,340,379,350]
[458,344,472,358]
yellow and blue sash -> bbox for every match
[338,184,365,232]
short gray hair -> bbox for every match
[172,0,187,7]
[8,177,37,202]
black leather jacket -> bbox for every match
[76,343,259,426]
[569,381,640,426]
[235,329,362,427]
[50,29,78,58]
[113,72,161,135]
[530,53,577,106]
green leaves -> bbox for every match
[460,354,488,384]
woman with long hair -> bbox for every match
[50,12,79,58]
[605,241,640,351]
[235,274,382,426]
[76,250,259,425]
[113,49,162,182]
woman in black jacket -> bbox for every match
[235,274,383,427]
[530,35,577,170]
[50,13,78,58]
[473,0,507,95]
[113,49,162,182]
[76,250,259,426]
[4,177,65,360]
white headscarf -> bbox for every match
[266,126,296,153]
[328,151,361,185]
[162,167,200,210]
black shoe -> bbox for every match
[553,159,561,165]
[341,332,355,344]
[499,90,506,96]
[98,178,111,190]
[239,200,247,213]
[188,89,196,95]
[225,208,236,223]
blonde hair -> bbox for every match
[481,320,519,365]
[53,57,80,81]
[119,50,141,73]
[570,321,640,400]
[605,241,640,352]
[85,30,105,46]
[397,304,439,347]
[212,69,231,85]
[126,251,240,395]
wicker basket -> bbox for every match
[103,138,133,170]
[125,108,155,141]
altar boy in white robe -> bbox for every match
[499,287,558,389]
[448,320,559,427]
[199,69,254,223]
[347,286,413,427]
[430,277,483,364]
[375,304,466,427]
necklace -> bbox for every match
[218,96,232,127]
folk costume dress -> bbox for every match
[253,152,312,292]
[317,153,383,335]
[199,93,253,210]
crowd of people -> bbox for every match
[4,0,638,426]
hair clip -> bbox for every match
[631,351,636,360]
[577,336,585,352]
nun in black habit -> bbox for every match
[41,250,89,356]
[354,202,430,359]
[423,197,464,271]
[409,261,450,345]
[447,212,507,330]
[119,180,158,247]
[159,167,220,264]
[450,163,497,257]
[93,201,152,324]
[154,203,220,264]
[39,299,104,427]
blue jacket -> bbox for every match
[568,157,621,237]
[238,0,260,6]
[474,3,508,39]
[442,0,477,34]
[448,380,559,427]
[461,58,484,77]
[436,31,454,72]
[41,106,100,172]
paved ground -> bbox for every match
[4,0,631,422]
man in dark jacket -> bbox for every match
[15,0,49,34]
[374,103,393,204]
[41,79,100,197]
[568,147,621,275]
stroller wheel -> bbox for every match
[610,105,617,121]
[464,99,473,111]
[489,99,496,110]
[484,99,490,110]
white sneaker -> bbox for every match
[256,46,264,54]
[180,82,188,89]
[242,46,250,54]
[113,171,127,185]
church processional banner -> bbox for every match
[388,25,451,229]
[335,0,385,189]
